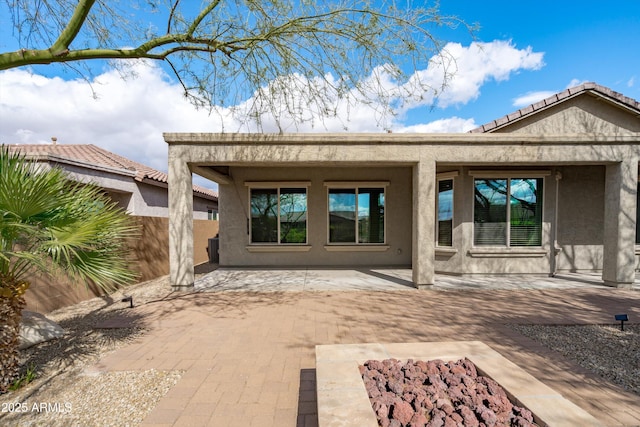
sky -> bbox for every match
[1,1,639,190]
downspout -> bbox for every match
[550,170,562,277]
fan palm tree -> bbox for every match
[0,146,139,392]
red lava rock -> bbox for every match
[476,404,498,426]
[428,409,446,427]
[461,358,478,377]
[449,412,463,424]
[361,358,540,427]
[373,401,389,419]
[389,378,405,395]
[392,400,415,425]
[449,363,466,376]
[443,416,458,427]
[514,406,535,422]
[425,360,441,376]
[513,416,537,427]
[435,398,454,416]
[458,406,480,427]
[409,411,429,427]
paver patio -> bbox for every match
[92,270,640,426]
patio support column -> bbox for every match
[412,160,436,288]
[168,152,195,290]
[602,158,637,288]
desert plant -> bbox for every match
[0,146,139,393]
[8,362,37,391]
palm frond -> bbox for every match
[0,145,140,294]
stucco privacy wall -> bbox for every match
[166,133,639,289]
[24,217,218,313]
[220,166,413,267]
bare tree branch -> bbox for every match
[0,0,473,128]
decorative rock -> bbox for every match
[361,358,540,427]
[19,310,65,349]
[477,404,498,426]
[391,400,414,425]
[443,417,458,427]
[458,406,480,427]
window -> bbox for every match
[207,208,218,221]
[249,186,307,244]
[474,177,543,247]
[437,179,454,246]
[327,185,385,244]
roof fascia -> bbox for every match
[25,153,138,178]
[139,177,218,201]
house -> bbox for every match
[164,82,640,290]
[8,141,218,218]
[6,142,219,312]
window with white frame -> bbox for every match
[326,183,386,244]
[207,208,218,220]
[473,175,544,247]
[248,184,308,244]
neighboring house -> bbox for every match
[7,142,218,219]
[165,82,640,290]
[5,142,219,312]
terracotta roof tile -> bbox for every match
[6,144,217,200]
[470,82,640,133]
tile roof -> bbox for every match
[469,82,640,133]
[7,143,217,200]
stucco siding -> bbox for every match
[219,166,413,267]
[493,96,640,135]
[435,167,553,275]
[166,131,639,288]
[555,165,605,271]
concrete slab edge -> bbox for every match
[315,341,603,427]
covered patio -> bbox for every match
[193,267,640,292]
[166,85,640,292]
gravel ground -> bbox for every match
[1,274,638,426]
[511,323,640,396]
[0,275,183,427]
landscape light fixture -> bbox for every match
[614,314,628,331]
[122,295,134,308]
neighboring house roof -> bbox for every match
[470,82,640,133]
[7,143,218,200]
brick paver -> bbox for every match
[94,284,640,426]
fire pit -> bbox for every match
[315,341,602,427]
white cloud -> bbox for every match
[0,39,544,179]
[628,76,635,87]
[405,40,545,109]
[512,91,556,107]
[396,117,478,133]
[566,78,587,89]
[0,64,225,175]
[512,79,587,108]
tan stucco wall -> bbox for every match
[555,165,605,271]
[219,166,413,267]
[493,95,640,135]
[219,163,628,275]
[166,131,639,287]
[434,167,554,275]
[24,217,219,313]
